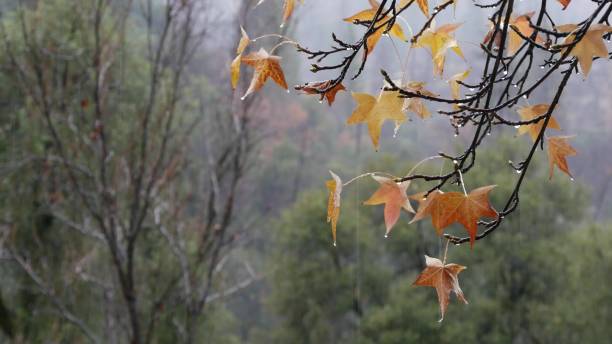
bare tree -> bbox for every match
[0,0,271,342]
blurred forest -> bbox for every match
[0,0,611,343]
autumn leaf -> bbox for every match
[346,91,406,150]
[449,69,470,110]
[401,81,437,119]
[241,48,288,98]
[231,27,250,89]
[295,80,346,106]
[411,186,497,246]
[236,26,250,55]
[557,0,571,10]
[326,171,343,245]
[413,255,468,321]
[282,0,304,26]
[416,0,429,18]
[516,104,560,142]
[508,12,542,55]
[413,23,464,76]
[344,1,407,56]
[555,24,612,77]
[364,175,414,235]
[547,136,577,180]
[483,12,543,55]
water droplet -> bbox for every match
[384,234,388,238]
[570,177,575,181]
[487,131,491,136]
[469,88,475,91]
[318,100,323,104]
[514,125,520,128]
[508,160,513,164]
[513,84,518,88]
[522,95,528,99]
[333,242,337,247]
[240,96,246,101]
[540,65,545,69]
[279,23,285,28]
[503,70,508,75]
[516,170,522,174]
[453,160,458,164]
[454,133,458,137]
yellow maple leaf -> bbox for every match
[556,24,612,77]
[516,104,560,142]
[282,0,304,26]
[241,48,288,98]
[231,27,250,89]
[414,23,464,76]
[347,91,406,150]
[449,69,470,110]
[344,0,407,56]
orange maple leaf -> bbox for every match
[410,186,497,246]
[413,255,468,321]
[557,0,571,10]
[547,136,577,180]
[295,81,346,106]
[326,171,343,245]
[363,175,414,235]
[241,48,288,98]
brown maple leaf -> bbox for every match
[516,104,560,142]
[413,255,468,321]
[555,24,612,77]
[326,171,343,245]
[483,12,543,55]
[547,136,577,180]
[363,175,414,235]
[410,186,497,247]
[241,48,288,98]
[401,81,437,119]
[295,81,346,106]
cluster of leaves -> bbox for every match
[233,0,611,320]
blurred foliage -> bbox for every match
[256,138,612,344]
